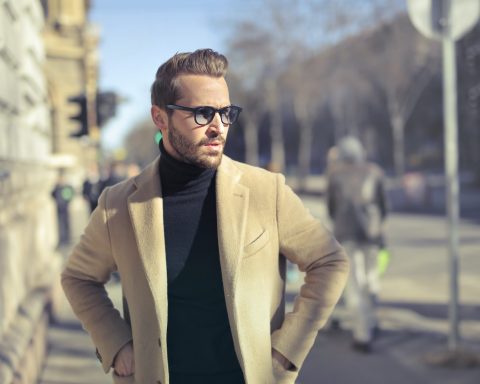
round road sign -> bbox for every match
[407,0,480,41]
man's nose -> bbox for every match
[208,112,226,134]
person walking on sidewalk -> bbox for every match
[327,136,388,353]
[82,163,101,214]
[61,49,349,384]
[51,171,74,246]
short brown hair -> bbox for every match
[150,49,228,108]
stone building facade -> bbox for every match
[0,1,58,383]
[43,0,100,157]
[42,0,99,240]
[0,1,98,383]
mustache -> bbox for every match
[199,136,225,146]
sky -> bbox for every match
[90,0,255,150]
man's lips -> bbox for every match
[202,139,224,147]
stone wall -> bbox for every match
[42,0,98,242]
[0,0,60,383]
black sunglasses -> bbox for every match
[166,104,242,125]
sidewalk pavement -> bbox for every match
[299,322,480,384]
[288,281,480,384]
[38,278,122,384]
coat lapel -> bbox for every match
[127,157,168,336]
[216,156,249,299]
[216,157,251,376]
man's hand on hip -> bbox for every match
[113,341,135,376]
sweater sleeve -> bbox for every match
[271,173,349,370]
[61,189,132,373]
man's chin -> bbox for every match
[198,153,223,169]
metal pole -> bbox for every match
[442,36,460,352]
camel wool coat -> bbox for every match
[61,155,349,384]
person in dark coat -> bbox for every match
[52,172,75,246]
[82,163,101,213]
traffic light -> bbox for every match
[96,91,117,127]
[68,94,88,138]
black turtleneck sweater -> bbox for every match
[159,143,244,384]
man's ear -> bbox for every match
[151,105,168,134]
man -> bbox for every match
[326,136,388,353]
[62,49,349,384]
[51,171,74,246]
[82,163,101,213]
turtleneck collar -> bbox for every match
[159,140,216,194]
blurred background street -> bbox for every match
[1,0,480,383]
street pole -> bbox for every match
[442,35,460,352]
[408,0,480,365]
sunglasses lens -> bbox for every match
[195,107,215,125]
[222,107,241,124]
[192,105,242,125]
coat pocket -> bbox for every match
[243,229,269,258]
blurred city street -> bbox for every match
[38,194,480,384]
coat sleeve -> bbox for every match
[271,173,349,370]
[61,189,132,373]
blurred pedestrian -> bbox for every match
[82,163,101,213]
[99,161,127,193]
[325,145,339,176]
[327,136,388,353]
[61,49,349,384]
[51,171,74,246]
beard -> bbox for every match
[167,119,226,169]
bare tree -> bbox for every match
[305,11,439,175]
[458,24,480,183]
[312,2,435,176]
[226,0,330,171]
[226,55,268,166]
[360,14,440,176]
[123,117,158,168]
[226,0,438,178]
[278,0,400,184]
[226,21,273,167]
[281,56,325,189]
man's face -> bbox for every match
[158,74,231,169]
